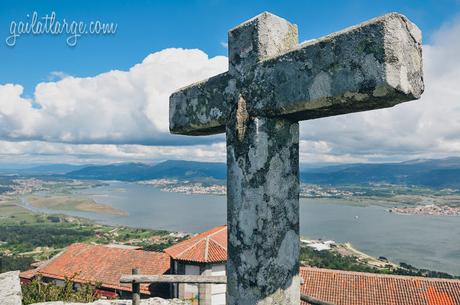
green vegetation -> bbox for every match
[300,246,459,279]
[0,224,94,253]
[0,200,182,274]
[301,246,384,273]
[138,235,189,252]
[0,255,34,273]
[109,227,170,242]
[336,183,459,197]
[0,201,41,225]
[396,262,458,279]
[0,216,177,261]
[22,276,100,305]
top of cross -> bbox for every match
[169,12,424,136]
[228,12,298,76]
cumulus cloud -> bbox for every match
[0,139,361,165]
[0,48,227,145]
[0,140,227,165]
[298,16,460,162]
[1,16,460,165]
[47,71,69,82]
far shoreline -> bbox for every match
[20,194,128,217]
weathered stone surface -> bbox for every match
[169,12,423,136]
[169,11,424,305]
[245,13,424,120]
[169,72,230,135]
[0,271,22,305]
[226,116,300,305]
[0,271,188,305]
[31,297,189,305]
[228,12,299,77]
[224,13,301,305]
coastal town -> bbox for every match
[300,184,365,198]
[138,179,460,216]
[1,178,101,198]
[139,179,227,196]
[139,179,365,198]
[390,204,460,216]
[3,178,46,196]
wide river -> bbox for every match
[25,181,460,275]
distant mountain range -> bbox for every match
[300,157,460,188]
[66,160,227,181]
[8,157,460,189]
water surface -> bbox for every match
[23,181,460,275]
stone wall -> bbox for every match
[0,271,22,305]
[0,271,189,305]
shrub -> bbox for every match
[22,275,102,305]
[0,255,34,272]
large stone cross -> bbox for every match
[169,12,423,305]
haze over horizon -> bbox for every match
[2,156,460,169]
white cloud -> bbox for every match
[47,71,69,82]
[0,140,227,165]
[298,16,460,162]
[1,16,460,165]
[0,48,227,145]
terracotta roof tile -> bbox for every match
[164,225,227,263]
[21,226,460,304]
[20,243,170,294]
[300,267,460,305]
[19,269,37,280]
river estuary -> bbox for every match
[21,181,460,276]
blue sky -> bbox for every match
[1,0,459,95]
[0,0,460,165]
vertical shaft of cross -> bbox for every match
[225,13,301,305]
[226,112,300,305]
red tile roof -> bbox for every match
[20,226,460,304]
[19,269,37,280]
[164,225,227,263]
[300,267,460,305]
[20,243,170,294]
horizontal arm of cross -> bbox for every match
[169,13,423,136]
[169,72,231,135]
[243,13,424,120]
